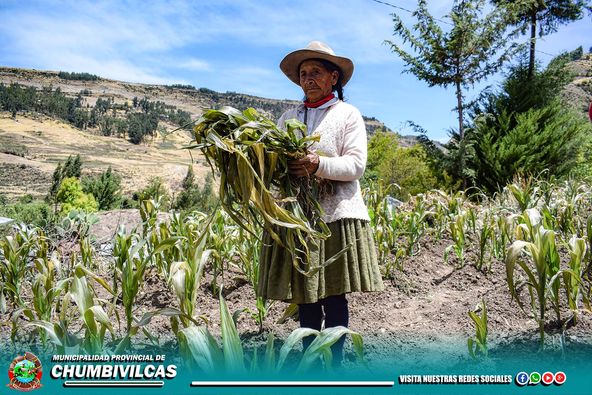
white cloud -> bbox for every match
[175,58,211,72]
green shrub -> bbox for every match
[365,131,438,200]
[56,177,98,214]
[0,201,52,228]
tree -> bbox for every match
[493,0,591,77]
[174,167,218,213]
[63,154,82,178]
[464,58,591,192]
[386,0,521,187]
[82,167,122,210]
[47,155,83,208]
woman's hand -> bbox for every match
[288,153,320,177]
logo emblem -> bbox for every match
[542,372,554,386]
[515,372,529,386]
[554,371,566,385]
[7,352,43,392]
[529,372,541,385]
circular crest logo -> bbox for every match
[7,352,43,392]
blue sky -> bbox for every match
[0,0,590,142]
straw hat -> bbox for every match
[280,41,354,87]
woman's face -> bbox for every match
[299,60,338,103]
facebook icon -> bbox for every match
[515,372,529,386]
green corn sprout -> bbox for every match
[444,211,468,267]
[467,300,488,359]
[31,266,115,354]
[277,326,364,372]
[507,175,540,211]
[71,266,115,354]
[236,224,269,330]
[506,209,562,345]
[163,214,215,328]
[402,195,430,256]
[79,236,95,269]
[364,180,399,269]
[26,250,68,338]
[178,294,245,373]
[113,229,151,332]
[562,236,590,322]
[0,224,39,306]
[492,213,515,261]
[476,215,493,272]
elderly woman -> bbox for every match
[258,41,384,365]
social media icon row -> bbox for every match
[515,371,566,386]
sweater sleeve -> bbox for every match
[314,106,367,182]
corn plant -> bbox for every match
[364,180,400,268]
[207,210,239,294]
[178,294,245,373]
[139,198,162,239]
[277,326,364,372]
[112,229,151,332]
[191,107,350,277]
[79,236,95,269]
[401,195,430,256]
[21,249,69,343]
[30,266,115,354]
[153,211,203,278]
[506,175,540,212]
[562,236,590,322]
[467,300,488,359]
[179,294,364,373]
[164,214,215,328]
[556,179,588,238]
[506,209,562,345]
[476,214,494,272]
[492,213,515,261]
[0,224,39,307]
[444,211,468,267]
[235,225,269,330]
[466,207,477,234]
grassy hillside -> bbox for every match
[0,114,200,200]
[0,67,396,201]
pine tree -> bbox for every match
[386,0,521,187]
[82,166,122,210]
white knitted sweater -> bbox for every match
[277,99,370,223]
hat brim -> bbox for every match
[280,49,354,87]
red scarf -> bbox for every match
[304,93,335,108]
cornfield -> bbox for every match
[2,120,592,368]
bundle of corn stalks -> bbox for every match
[190,106,348,276]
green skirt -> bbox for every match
[257,218,384,304]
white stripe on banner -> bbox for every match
[190,381,395,387]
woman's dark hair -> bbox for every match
[299,58,345,100]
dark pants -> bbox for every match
[298,294,349,365]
